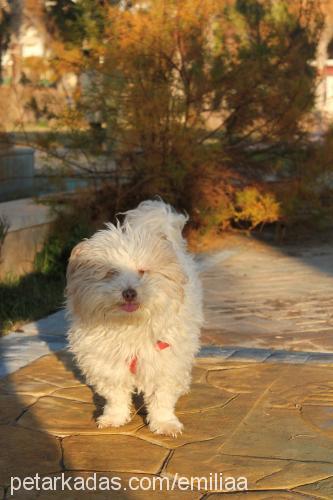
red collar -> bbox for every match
[129,340,170,374]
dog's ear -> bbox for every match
[156,238,188,285]
[71,241,86,258]
[159,262,188,286]
[156,239,188,302]
[67,240,88,280]
[160,261,188,303]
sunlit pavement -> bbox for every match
[202,235,333,353]
[1,236,333,498]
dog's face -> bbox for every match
[66,223,187,324]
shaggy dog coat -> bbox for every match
[66,200,203,436]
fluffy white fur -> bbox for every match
[66,200,203,436]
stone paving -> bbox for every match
[1,236,333,498]
[0,311,68,377]
[1,352,333,498]
[201,235,333,352]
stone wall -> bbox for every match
[0,198,56,278]
[0,147,35,202]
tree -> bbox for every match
[0,0,11,83]
[39,0,325,230]
[45,0,121,46]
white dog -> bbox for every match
[66,200,203,436]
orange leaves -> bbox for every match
[40,0,325,238]
[50,40,83,76]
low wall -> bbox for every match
[0,198,56,278]
[0,147,35,202]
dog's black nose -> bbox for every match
[122,288,137,302]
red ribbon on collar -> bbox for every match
[129,340,170,374]
[129,356,138,374]
[156,340,170,350]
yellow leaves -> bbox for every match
[235,186,281,229]
[50,40,83,76]
[44,0,320,239]
[105,0,217,54]
[192,172,281,233]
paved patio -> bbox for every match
[1,236,333,498]
[201,235,333,352]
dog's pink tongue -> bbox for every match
[121,303,139,313]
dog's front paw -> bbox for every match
[149,417,183,437]
[97,410,131,429]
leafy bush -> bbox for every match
[34,195,96,276]
[0,272,65,334]
[31,0,325,239]
[235,187,280,230]
[28,1,333,243]
[0,199,92,334]
[188,167,281,234]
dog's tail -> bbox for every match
[195,249,237,274]
[123,199,188,246]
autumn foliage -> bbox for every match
[36,0,333,237]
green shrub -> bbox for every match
[35,222,91,276]
[0,272,65,334]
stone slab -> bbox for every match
[0,198,53,233]
[0,223,51,278]
[63,435,169,474]
[197,346,236,359]
[0,393,36,424]
[294,476,333,498]
[265,351,310,364]
[51,385,97,404]
[0,318,68,378]
[207,363,282,394]
[18,396,144,436]
[0,353,83,395]
[176,383,233,413]
[227,348,272,362]
[220,364,333,463]
[307,353,333,364]
[208,492,309,499]
[3,349,333,497]
[21,310,68,337]
[167,438,333,492]
[200,236,333,353]
[135,393,255,448]
[191,366,207,383]
[0,425,62,486]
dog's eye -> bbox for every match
[138,269,146,276]
[105,269,118,279]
